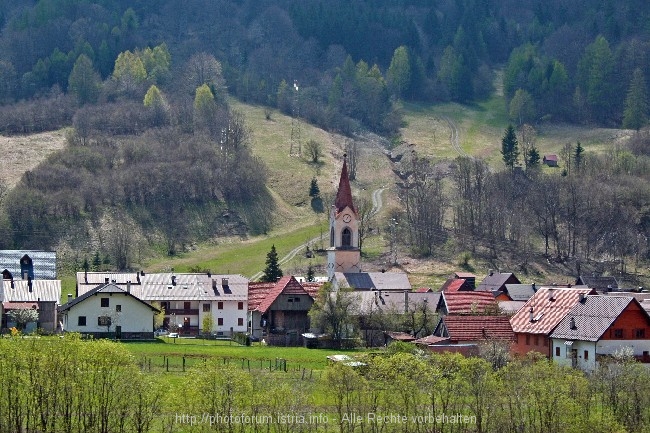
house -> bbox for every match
[476,271,520,294]
[433,315,514,344]
[1,276,61,333]
[0,251,57,279]
[496,283,537,302]
[332,271,412,292]
[576,275,619,292]
[454,272,477,289]
[247,276,321,345]
[497,300,527,316]
[76,272,249,336]
[436,291,499,316]
[510,287,596,357]
[549,295,650,371]
[543,154,558,167]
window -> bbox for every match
[101,298,109,307]
[161,302,169,311]
[116,305,121,312]
[184,302,191,310]
[217,318,223,326]
[218,302,223,310]
[238,318,244,326]
[98,316,112,327]
[341,228,352,247]
[584,350,589,360]
[294,297,301,302]
[78,316,86,326]
[614,329,624,338]
[635,329,645,338]
[203,303,211,312]
[555,347,560,357]
[238,302,244,310]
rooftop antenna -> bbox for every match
[289,80,301,157]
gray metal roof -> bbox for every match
[1,279,61,303]
[504,284,536,301]
[59,283,158,313]
[335,272,412,291]
[0,250,56,279]
[353,290,440,315]
[77,272,248,301]
[549,295,636,342]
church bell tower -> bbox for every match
[327,155,361,280]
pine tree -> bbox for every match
[309,177,320,198]
[623,68,649,131]
[527,145,540,168]
[501,125,520,171]
[92,251,101,271]
[306,263,315,282]
[261,244,283,282]
[574,141,584,171]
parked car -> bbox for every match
[154,329,168,337]
[168,332,179,338]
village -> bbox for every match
[2,160,649,374]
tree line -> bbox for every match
[390,126,650,272]
[2,336,650,433]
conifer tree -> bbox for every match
[623,68,649,131]
[261,245,283,282]
[309,177,320,198]
[501,125,520,171]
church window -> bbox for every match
[342,228,352,247]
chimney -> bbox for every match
[404,290,409,313]
[579,293,587,303]
[488,269,494,276]
[531,282,536,292]
[207,271,211,278]
[529,307,534,323]
[548,289,555,301]
[570,317,577,330]
[171,275,176,286]
[141,270,145,276]
[67,294,73,302]
[212,279,217,290]
[28,276,32,292]
[136,274,140,284]
[105,277,109,284]
[222,278,229,287]
[84,270,88,284]
[127,281,131,294]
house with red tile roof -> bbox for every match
[433,315,515,344]
[248,276,322,345]
[510,287,596,358]
[436,291,500,315]
[549,295,650,371]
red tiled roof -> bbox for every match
[544,154,558,161]
[510,287,596,335]
[415,287,433,293]
[334,157,356,215]
[442,291,498,314]
[302,282,324,298]
[248,276,321,313]
[443,315,514,342]
[2,302,39,310]
[440,278,466,292]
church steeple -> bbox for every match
[334,155,356,215]
[327,154,361,280]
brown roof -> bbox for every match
[334,157,356,215]
[385,331,416,342]
[248,276,319,313]
[510,287,596,335]
[441,315,515,342]
[413,335,450,345]
[2,302,39,310]
[440,291,498,315]
[440,278,466,292]
[415,287,433,293]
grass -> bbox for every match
[123,338,365,371]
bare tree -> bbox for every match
[345,139,359,180]
[355,195,375,251]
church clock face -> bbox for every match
[343,214,351,223]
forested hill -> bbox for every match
[0,0,649,270]
[0,1,648,132]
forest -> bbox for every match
[0,0,649,272]
[1,336,650,433]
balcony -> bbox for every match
[166,309,199,316]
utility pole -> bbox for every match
[289,80,301,157]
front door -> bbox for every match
[115,326,122,339]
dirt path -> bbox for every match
[441,116,469,158]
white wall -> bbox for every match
[64,293,153,333]
[196,300,248,334]
[596,340,650,356]
[551,339,597,371]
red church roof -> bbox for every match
[334,156,356,215]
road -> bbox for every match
[441,115,469,158]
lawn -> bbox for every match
[122,338,366,372]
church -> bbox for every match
[327,155,411,292]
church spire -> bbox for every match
[334,154,356,214]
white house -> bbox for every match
[59,283,159,339]
[75,272,248,336]
[549,295,650,371]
